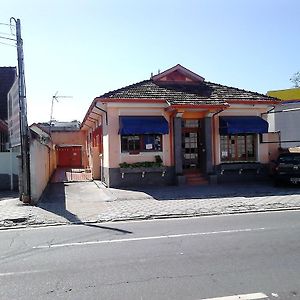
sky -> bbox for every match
[1,0,299,124]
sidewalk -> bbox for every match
[1,181,300,229]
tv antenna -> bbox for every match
[50,91,73,124]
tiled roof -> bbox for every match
[0,67,17,120]
[98,79,277,105]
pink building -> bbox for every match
[82,65,278,187]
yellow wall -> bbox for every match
[267,88,300,101]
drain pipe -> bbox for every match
[94,103,108,125]
[212,108,226,167]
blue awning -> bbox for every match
[119,116,169,135]
[219,116,268,134]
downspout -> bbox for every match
[212,108,226,168]
[261,105,276,116]
[165,101,177,167]
[169,110,178,166]
[94,103,108,125]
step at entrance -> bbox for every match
[184,170,208,186]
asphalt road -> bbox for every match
[1,211,300,300]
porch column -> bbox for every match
[204,116,213,174]
[174,115,183,174]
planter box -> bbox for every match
[120,167,166,174]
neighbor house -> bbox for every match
[0,67,19,190]
[81,64,279,187]
[267,88,300,148]
[36,120,88,169]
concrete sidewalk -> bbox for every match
[1,181,300,229]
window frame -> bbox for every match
[220,133,257,162]
[121,134,163,153]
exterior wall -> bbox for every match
[0,151,18,190]
[267,88,300,148]
[274,102,300,148]
[213,107,270,165]
[30,140,56,204]
[212,107,272,182]
[84,100,275,186]
[97,104,172,187]
[106,106,171,168]
[51,131,88,168]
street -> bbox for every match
[1,211,300,299]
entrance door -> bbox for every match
[182,119,202,170]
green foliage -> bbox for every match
[119,160,163,168]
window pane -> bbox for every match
[229,136,235,160]
[128,136,140,151]
[237,135,245,160]
[121,135,140,152]
[220,136,229,161]
[141,134,162,151]
[246,135,255,161]
[220,134,256,162]
[183,119,201,128]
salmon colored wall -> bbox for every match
[51,131,88,168]
[106,107,172,168]
[182,111,207,119]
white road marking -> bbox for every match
[200,292,268,300]
[33,227,265,249]
[0,270,45,277]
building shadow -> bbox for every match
[38,182,133,235]
[38,183,81,223]
[109,181,300,201]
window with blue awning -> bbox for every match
[119,116,169,135]
[219,116,268,134]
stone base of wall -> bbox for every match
[214,163,270,183]
[103,166,176,188]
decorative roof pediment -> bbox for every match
[152,64,205,84]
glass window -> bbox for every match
[121,134,162,153]
[183,119,200,128]
[220,134,256,162]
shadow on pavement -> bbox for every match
[75,223,133,234]
[109,181,300,201]
[38,183,133,234]
[38,183,81,223]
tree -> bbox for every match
[290,71,300,87]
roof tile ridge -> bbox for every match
[99,79,152,98]
[205,80,278,100]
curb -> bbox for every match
[1,206,300,231]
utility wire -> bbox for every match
[0,40,16,47]
[0,31,15,36]
[0,22,15,26]
[0,35,16,41]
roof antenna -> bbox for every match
[50,91,73,124]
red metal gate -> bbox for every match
[57,146,82,168]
